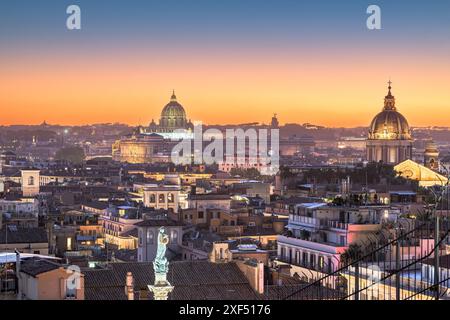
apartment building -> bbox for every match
[277,204,390,274]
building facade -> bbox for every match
[136,219,183,262]
[113,92,193,164]
[277,203,386,275]
[423,140,439,171]
[142,185,181,213]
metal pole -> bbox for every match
[395,239,401,300]
[434,214,440,300]
[354,262,360,301]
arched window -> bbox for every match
[149,194,156,203]
[171,230,178,242]
[28,176,34,186]
[146,230,154,244]
[158,194,165,203]
[167,193,174,203]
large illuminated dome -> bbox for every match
[368,84,411,140]
[159,91,188,130]
[366,82,413,164]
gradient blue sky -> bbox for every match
[2,1,450,51]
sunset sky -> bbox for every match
[1,0,450,127]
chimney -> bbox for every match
[125,272,134,300]
[256,261,265,295]
[209,242,230,263]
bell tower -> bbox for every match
[21,169,40,197]
[424,140,439,171]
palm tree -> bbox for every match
[340,243,363,267]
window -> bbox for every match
[149,194,156,203]
[318,256,325,270]
[171,230,178,242]
[146,230,154,244]
[28,176,34,186]
[198,211,204,219]
[167,193,174,203]
[138,229,143,246]
[280,246,286,259]
[310,254,316,268]
[158,194,165,203]
[65,279,77,299]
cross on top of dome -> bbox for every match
[171,90,177,102]
[384,79,396,111]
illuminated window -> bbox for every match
[147,230,154,244]
[167,193,174,203]
[318,256,324,270]
[171,230,178,242]
[158,194,165,203]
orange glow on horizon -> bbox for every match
[1,50,449,128]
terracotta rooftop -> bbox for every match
[0,227,48,244]
[83,260,259,300]
[135,218,183,227]
[20,258,61,277]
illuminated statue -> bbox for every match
[148,227,174,300]
[154,227,169,275]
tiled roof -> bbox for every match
[83,260,260,300]
[189,194,231,201]
[0,227,48,244]
[121,228,139,238]
[20,258,61,277]
[135,219,183,227]
[263,284,345,300]
[81,201,109,210]
[242,227,279,237]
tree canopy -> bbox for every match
[55,146,85,164]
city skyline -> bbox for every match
[1,0,450,127]
[1,1,450,304]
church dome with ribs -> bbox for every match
[159,91,187,129]
[368,83,411,140]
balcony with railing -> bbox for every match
[327,220,349,230]
[278,235,347,255]
[289,214,322,229]
[288,215,379,233]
